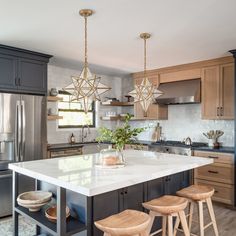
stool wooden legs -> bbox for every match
[162,216,167,236]
[198,201,204,236]
[168,216,173,236]
[206,198,219,236]
[175,198,218,236]
[148,211,189,236]
[179,211,190,236]
[188,201,194,233]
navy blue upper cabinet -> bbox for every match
[0,54,18,91]
[0,45,52,95]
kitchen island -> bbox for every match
[9,150,213,236]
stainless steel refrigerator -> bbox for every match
[0,92,47,217]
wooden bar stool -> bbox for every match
[176,184,219,236]
[142,195,190,236]
[94,209,151,236]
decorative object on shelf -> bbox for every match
[105,111,117,117]
[151,122,162,142]
[48,108,58,116]
[203,130,224,148]
[50,88,58,96]
[45,205,70,223]
[17,191,52,212]
[125,95,132,102]
[97,114,146,166]
[128,33,163,116]
[63,9,110,114]
[70,133,76,144]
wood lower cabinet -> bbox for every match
[201,63,234,120]
[133,77,168,119]
[193,150,234,205]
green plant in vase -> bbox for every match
[97,114,146,165]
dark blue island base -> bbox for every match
[12,170,191,236]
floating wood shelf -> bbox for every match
[101,101,134,106]
[101,116,157,121]
[47,115,63,121]
[47,96,63,102]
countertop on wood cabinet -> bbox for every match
[9,150,212,197]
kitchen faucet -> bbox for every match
[81,124,91,143]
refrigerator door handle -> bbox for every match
[14,101,21,162]
[20,100,26,162]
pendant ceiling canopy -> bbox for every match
[63,9,111,113]
[129,33,163,115]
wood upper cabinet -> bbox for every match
[133,77,168,119]
[201,63,234,120]
[220,63,234,119]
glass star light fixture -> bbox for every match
[129,33,163,116]
[63,9,111,113]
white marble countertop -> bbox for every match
[9,150,213,196]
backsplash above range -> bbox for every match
[132,104,234,147]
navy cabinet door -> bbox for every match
[165,171,190,195]
[0,54,18,92]
[93,190,120,236]
[146,178,164,233]
[18,58,47,94]
[122,183,144,211]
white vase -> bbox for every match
[208,139,215,147]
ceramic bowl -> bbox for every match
[17,191,52,205]
[17,199,51,212]
[45,205,70,223]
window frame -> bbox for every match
[57,90,96,129]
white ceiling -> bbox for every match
[1,0,236,76]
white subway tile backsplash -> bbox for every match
[131,104,234,147]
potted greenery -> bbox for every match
[96,114,146,166]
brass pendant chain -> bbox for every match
[84,16,88,70]
[144,37,147,78]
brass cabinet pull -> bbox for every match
[208,170,219,174]
[208,156,219,159]
[217,107,220,116]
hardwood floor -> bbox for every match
[176,203,236,236]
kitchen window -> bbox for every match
[58,91,96,128]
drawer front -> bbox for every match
[194,164,234,184]
[193,151,234,164]
[195,179,234,205]
[50,148,82,158]
[64,148,82,154]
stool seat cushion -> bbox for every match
[94,209,150,235]
[177,184,214,201]
[142,195,188,215]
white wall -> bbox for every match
[47,64,124,144]
[130,104,234,147]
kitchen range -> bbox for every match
[149,140,207,156]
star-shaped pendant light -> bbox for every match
[63,9,110,113]
[129,33,163,116]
